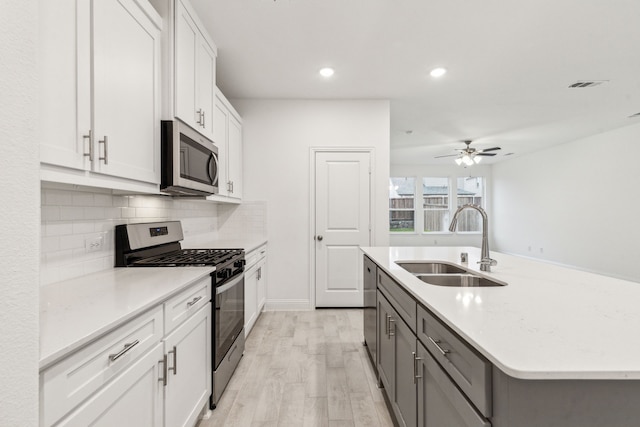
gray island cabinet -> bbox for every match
[363,250,640,427]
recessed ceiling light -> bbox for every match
[319,67,335,78]
[430,67,447,78]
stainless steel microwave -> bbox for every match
[161,119,219,196]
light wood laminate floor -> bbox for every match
[198,309,394,427]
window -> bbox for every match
[455,176,485,232]
[388,175,487,234]
[389,177,415,232]
[422,177,450,232]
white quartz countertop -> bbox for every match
[361,246,640,380]
[39,267,214,370]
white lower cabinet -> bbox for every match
[55,343,164,427]
[163,304,211,427]
[244,244,267,336]
[41,279,212,427]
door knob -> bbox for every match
[316,235,323,241]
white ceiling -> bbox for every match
[190,0,640,165]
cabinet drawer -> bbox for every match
[246,244,267,269]
[418,342,491,427]
[378,269,417,333]
[418,305,492,417]
[164,276,211,334]
[40,306,163,427]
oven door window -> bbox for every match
[180,133,218,186]
[215,275,244,368]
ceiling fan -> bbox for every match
[435,140,501,166]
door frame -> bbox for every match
[309,147,377,309]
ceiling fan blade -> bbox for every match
[476,152,497,156]
[434,154,460,158]
[479,147,501,152]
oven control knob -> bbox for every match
[217,269,230,280]
[234,259,245,268]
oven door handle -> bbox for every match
[216,274,244,294]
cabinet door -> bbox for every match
[378,291,417,427]
[417,342,491,427]
[392,305,417,427]
[164,303,212,427]
[56,343,163,427]
[377,291,395,395]
[256,257,267,312]
[39,0,91,171]
[227,114,243,198]
[175,0,199,129]
[363,256,377,365]
[244,265,258,336]
[196,37,216,139]
[213,94,229,196]
[92,0,160,184]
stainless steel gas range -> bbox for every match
[115,221,245,409]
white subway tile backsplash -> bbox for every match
[41,185,266,286]
[59,206,84,221]
[42,206,60,221]
[72,192,94,207]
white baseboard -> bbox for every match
[264,299,312,311]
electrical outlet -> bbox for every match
[85,235,104,252]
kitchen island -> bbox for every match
[362,246,640,427]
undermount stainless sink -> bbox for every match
[395,261,467,275]
[395,261,507,287]
[415,273,506,287]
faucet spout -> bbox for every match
[449,204,497,272]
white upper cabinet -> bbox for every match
[174,0,216,139]
[39,0,162,191]
[208,88,242,201]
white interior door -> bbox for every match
[315,151,371,307]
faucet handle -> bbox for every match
[478,258,497,266]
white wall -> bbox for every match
[492,122,640,282]
[233,99,390,309]
[390,163,492,247]
[0,0,39,424]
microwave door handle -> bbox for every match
[207,153,218,186]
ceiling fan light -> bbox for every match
[455,157,463,165]
[462,155,474,166]
[474,156,482,164]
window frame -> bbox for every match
[389,177,418,234]
[389,174,487,235]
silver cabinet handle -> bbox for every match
[187,296,203,307]
[196,109,203,125]
[316,235,323,241]
[385,314,390,337]
[413,351,423,384]
[168,346,177,375]
[109,339,139,362]
[83,130,93,161]
[202,110,205,127]
[427,335,450,357]
[159,354,168,386]
[389,318,396,336]
[99,135,108,165]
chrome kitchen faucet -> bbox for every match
[449,204,497,272]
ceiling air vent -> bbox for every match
[568,80,609,88]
